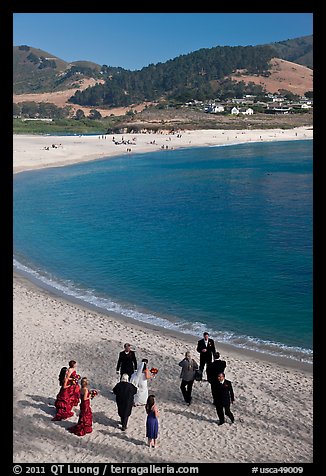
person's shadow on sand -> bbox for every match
[99,427,145,447]
[93,411,120,428]
[22,395,55,416]
[168,407,214,424]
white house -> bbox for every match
[211,105,225,113]
[301,103,312,109]
[231,107,240,115]
[241,108,254,115]
[205,104,225,114]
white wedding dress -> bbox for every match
[130,363,149,405]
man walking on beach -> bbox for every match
[116,343,137,380]
[113,373,137,430]
[211,372,235,425]
[206,352,227,384]
[179,351,199,406]
[196,332,216,374]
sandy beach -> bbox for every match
[13,126,313,174]
[13,128,313,464]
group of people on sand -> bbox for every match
[52,360,95,436]
[114,343,159,447]
[51,348,159,447]
[51,332,235,444]
[179,332,235,426]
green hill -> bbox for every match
[269,35,313,69]
[67,35,313,108]
[13,35,313,105]
[13,45,117,94]
[13,45,69,93]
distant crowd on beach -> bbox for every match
[51,332,235,447]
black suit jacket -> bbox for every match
[112,381,137,418]
[211,378,234,406]
[206,359,227,383]
[196,338,216,360]
[116,350,137,376]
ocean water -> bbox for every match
[13,140,313,363]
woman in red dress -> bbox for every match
[66,360,81,407]
[68,377,93,436]
[52,367,74,421]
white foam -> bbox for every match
[13,257,313,365]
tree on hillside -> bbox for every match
[21,101,39,118]
[304,91,313,99]
[74,109,85,120]
[13,103,21,117]
[88,109,102,120]
[278,89,300,101]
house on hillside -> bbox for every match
[205,103,225,113]
[231,107,240,115]
[300,103,312,109]
[241,107,254,115]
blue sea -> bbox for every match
[13,140,313,364]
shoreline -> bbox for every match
[13,267,312,373]
[13,126,313,174]
[13,128,313,463]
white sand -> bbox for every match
[13,128,313,463]
[13,126,312,173]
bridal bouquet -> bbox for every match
[73,374,81,385]
[150,367,159,378]
[90,389,98,399]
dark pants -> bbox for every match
[214,401,234,424]
[199,355,212,372]
[121,416,129,429]
[180,379,194,403]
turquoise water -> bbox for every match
[13,140,313,363]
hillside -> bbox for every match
[229,58,313,96]
[66,36,313,108]
[269,35,313,69]
[13,56,313,118]
[13,45,121,95]
[13,35,313,116]
[13,45,69,93]
[12,78,112,118]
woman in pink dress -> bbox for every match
[68,377,93,436]
[52,367,74,421]
[66,360,81,407]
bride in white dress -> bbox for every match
[130,358,151,405]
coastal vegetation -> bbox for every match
[13,107,313,135]
[13,117,117,135]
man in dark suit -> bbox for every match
[116,343,137,380]
[206,352,227,384]
[112,373,137,430]
[211,372,235,425]
[196,332,216,373]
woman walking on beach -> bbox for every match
[66,360,81,407]
[68,377,93,436]
[131,358,151,405]
[145,394,159,448]
[52,368,74,421]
